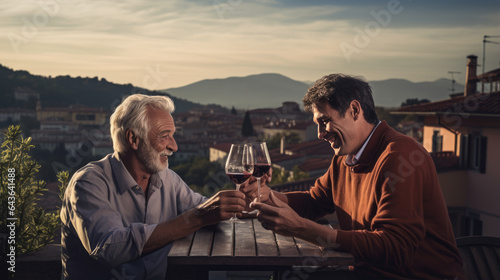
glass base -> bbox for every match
[229,216,244,223]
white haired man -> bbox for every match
[60,94,246,279]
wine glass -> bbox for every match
[225,143,254,223]
[250,142,271,202]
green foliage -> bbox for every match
[270,168,289,185]
[375,107,404,128]
[241,111,254,137]
[291,166,309,181]
[58,171,70,201]
[264,132,301,150]
[0,126,61,257]
[376,106,423,128]
[270,166,309,185]
[171,156,227,197]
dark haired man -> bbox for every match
[245,74,465,279]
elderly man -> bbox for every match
[60,94,246,279]
[246,74,465,279]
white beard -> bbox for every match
[137,140,169,173]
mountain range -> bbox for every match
[1,63,462,111]
[165,74,463,109]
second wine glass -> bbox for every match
[225,143,254,223]
[250,142,271,202]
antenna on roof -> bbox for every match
[483,35,500,74]
[448,71,461,93]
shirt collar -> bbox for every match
[345,121,381,166]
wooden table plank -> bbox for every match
[234,219,256,257]
[275,234,299,256]
[295,237,355,266]
[167,218,356,275]
[169,232,194,257]
[253,219,279,257]
[190,226,214,257]
[212,220,234,257]
[294,237,320,256]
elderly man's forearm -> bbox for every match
[142,208,203,255]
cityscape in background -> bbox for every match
[1,53,499,241]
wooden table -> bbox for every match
[166,218,355,279]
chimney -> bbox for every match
[464,55,478,96]
[280,136,286,154]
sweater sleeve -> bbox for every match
[286,161,336,220]
[336,145,429,270]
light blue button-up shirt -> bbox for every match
[345,121,381,166]
[60,153,206,280]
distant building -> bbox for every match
[395,55,500,238]
[188,105,229,115]
[395,120,423,143]
[30,129,83,152]
[92,141,114,157]
[40,120,79,132]
[209,139,333,182]
[0,108,36,122]
[30,102,111,157]
[14,87,40,101]
[36,103,108,126]
[245,102,317,142]
[260,120,317,142]
[209,142,233,167]
[173,139,208,161]
[270,139,333,177]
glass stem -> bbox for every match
[257,178,261,202]
[234,184,241,220]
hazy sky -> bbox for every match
[2,0,500,90]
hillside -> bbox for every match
[370,78,463,108]
[0,64,200,113]
[0,64,463,111]
[165,74,462,109]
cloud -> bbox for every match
[1,0,499,89]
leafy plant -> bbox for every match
[263,132,301,150]
[0,125,63,260]
[270,165,309,185]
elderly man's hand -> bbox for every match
[195,190,246,225]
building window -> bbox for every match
[459,134,487,173]
[432,130,443,152]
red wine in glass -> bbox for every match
[227,172,252,185]
[252,164,271,178]
[225,143,254,223]
[250,142,271,202]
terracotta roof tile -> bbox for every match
[396,91,500,115]
[477,68,500,81]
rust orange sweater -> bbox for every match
[286,121,465,279]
